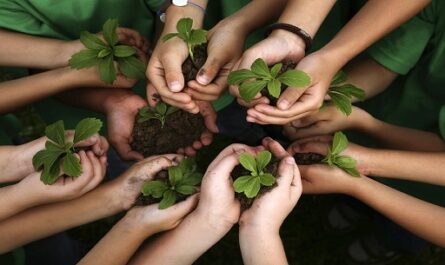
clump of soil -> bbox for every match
[134,169,188,206]
[231,158,279,210]
[131,109,206,157]
[182,44,208,82]
[293,153,325,165]
[263,60,298,106]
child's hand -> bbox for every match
[18,150,106,205]
[287,135,371,175]
[239,155,301,232]
[283,105,373,140]
[125,193,199,235]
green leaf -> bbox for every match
[32,146,65,171]
[73,118,103,144]
[227,69,259,85]
[138,113,156,123]
[102,19,119,46]
[177,18,193,36]
[168,166,183,186]
[62,153,82,177]
[329,91,352,115]
[239,153,257,173]
[166,106,179,115]
[97,48,111,58]
[99,55,116,84]
[79,31,107,50]
[239,80,268,102]
[277,70,311,88]
[256,150,272,172]
[41,158,63,185]
[178,157,194,172]
[155,102,167,115]
[331,70,347,86]
[251,58,271,78]
[117,56,146,80]
[244,177,261,198]
[32,150,47,170]
[162,32,179,42]
[342,167,360,177]
[114,45,136,58]
[267,79,282,98]
[259,173,275,186]
[189,29,207,46]
[331,132,348,155]
[69,49,101,69]
[180,172,202,186]
[176,185,196,195]
[331,84,366,101]
[270,63,282,78]
[233,175,253,193]
[334,156,357,170]
[159,190,176,209]
[45,120,65,146]
[141,180,168,198]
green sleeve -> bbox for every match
[439,106,445,141]
[367,16,434,75]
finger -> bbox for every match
[262,137,289,159]
[289,141,330,155]
[199,102,218,133]
[160,53,186,92]
[162,95,199,114]
[99,136,110,155]
[276,156,298,188]
[137,156,177,181]
[184,88,218,102]
[207,144,251,172]
[247,109,297,125]
[76,150,94,186]
[200,130,213,146]
[82,151,105,192]
[184,146,197,157]
[292,135,333,145]
[196,55,226,85]
[161,193,199,221]
[253,104,315,119]
[111,136,144,161]
[192,140,203,150]
[246,115,268,125]
[74,134,99,148]
[291,111,326,128]
[291,123,332,139]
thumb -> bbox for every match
[196,55,225,85]
[161,53,186,92]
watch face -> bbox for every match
[172,0,188,6]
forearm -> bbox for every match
[352,177,445,247]
[0,184,38,221]
[0,29,74,69]
[163,0,207,33]
[362,149,445,186]
[0,68,87,114]
[320,0,430,69]
[0,181,121,253]
[79,214,152,265]
[129,211,232,265]
[240,227,288,265]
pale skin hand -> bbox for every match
[78,194,199,265]
[239,147,302,265]
[0,27,149,69]
[0,132,108,183]
[0,150,106,222]
[0,154,181,253]
[299,165,445,247]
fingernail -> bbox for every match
[234,147,246,154]
[172,156,180,166]
[292,120,301,127]
[246,116,255,123]
[263,137,273,142]
[285,157,296,164]
[169,81,182,92]
[278,99,289,110]
[197,72,210,85]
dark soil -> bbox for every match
[134,169,188,206]
[182,43,207,82]
[231,158,279,210]
[293,153,325,165]
[131,109,206,157]
[263,60,298,106]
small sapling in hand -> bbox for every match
[32,118,102,185]
[69,19,146,84]
[322,131,360,177]
[137,102,179,128]
[326,71,366,116]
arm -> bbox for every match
[0,154,179,253]
[300,164,445,247]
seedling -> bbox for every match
[162,17,207,62]
[141,158,202,209]
[233,150,276,198]
[32,118,102,185]
[322,132,360,177]
[326,71,365,115]
[69,19,146,84]
[137,102,179,128]
[227,58,311,103]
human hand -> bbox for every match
[287,135,371,175]
[284,105,373,140]
[18,150,107,205]
[244,51,338,125]
[229,30,306,108]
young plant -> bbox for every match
[141,158,202,209]
[322,131,360,177]
[69,19,146,84]
[32,118,102,185]
[227,58,311,103]
[137,102,179,128]
[327,71,366,115]
[162,17,207,62]
[233,150,276,198]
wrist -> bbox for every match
[57,40,83,68]
[120,210,156,238]
[192,209,235,236]
[164,4,205,31]
[239,221,279,236]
